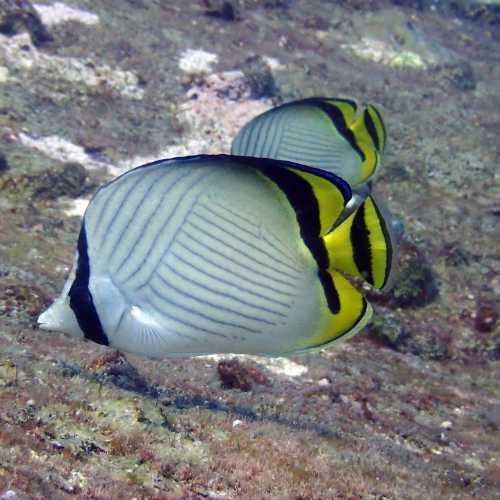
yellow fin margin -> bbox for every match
[326,100,386,185]
[295,270,373,353]
[325,98,358,125]
[291,168,349,235]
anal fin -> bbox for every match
[295,269,372,353]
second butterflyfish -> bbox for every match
[38,155,395,358]
[232,97,385,187]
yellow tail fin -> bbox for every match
[323,194,395,290]
[349,104,386,184]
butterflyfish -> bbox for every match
[231,97,386,188]
[37,155,394,358]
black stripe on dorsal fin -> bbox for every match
[258,163,329,269]
[303,98,366,162]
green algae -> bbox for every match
[390,256,439,308]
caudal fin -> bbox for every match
[323,194,396,290]
[349,104,386,185]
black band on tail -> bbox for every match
[351,205,374,286]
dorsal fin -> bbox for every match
[257,161,351,236]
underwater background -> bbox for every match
[0,0,499,498]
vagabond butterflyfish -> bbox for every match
[231,97,386,224]
[231,97,385,188]
[37,155,395,358]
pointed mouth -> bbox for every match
[37,310,53,330]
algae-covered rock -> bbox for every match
[369,313,409,349]
[204,0,238,21]
[345,8,454,69]
[474,298,498,333]
[446,0,500,24]
[0,0,52,46]
[30,162,88,199]
[0,162,88,200]
[448,61,477,91]
[87,350,157,397]
[243,55,277,99]
[217,358,270,391]
[400,332,450,360]
[435,61,477,91]
[0,360,16,387]
[369,313,450,360]
[389,255,439,308]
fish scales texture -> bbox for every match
[48,155,361,358]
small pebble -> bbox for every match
[0,152,9,173]
[0,361,16,387]
[1,490,17,500]
[474,300,498,333]
[440,420,453,430]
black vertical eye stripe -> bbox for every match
[69,223,109,346]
